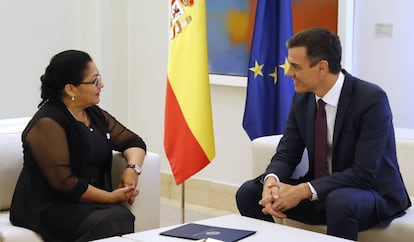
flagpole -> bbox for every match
[165,1,214,226]
[181,181,185,223]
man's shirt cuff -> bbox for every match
[307,182,319,201]
[263,173,280,183]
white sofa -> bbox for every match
[251,128,414,242]
[0,117,160,242]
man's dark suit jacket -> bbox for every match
[264,69,411,226]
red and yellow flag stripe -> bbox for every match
[164,0,215,185]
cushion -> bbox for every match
[0,212,43,242]
[396,138,414,195]
[359,205,414,242]
[281,197,414,242]
[0,132,23,210]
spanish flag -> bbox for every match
[164,0,215,185]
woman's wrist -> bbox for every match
[126,164,142,175]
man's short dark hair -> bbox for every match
[287,28,342,74]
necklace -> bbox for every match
[67,107,93,132]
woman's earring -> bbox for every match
[71,96,75,101]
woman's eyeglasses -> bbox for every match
[80,74,102,87]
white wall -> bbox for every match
[353,0,414,129]
[0,0,81,119]
[0,0,130,123]
[1,0,413,187]
[126,0,169,182]
[99,0,130,123]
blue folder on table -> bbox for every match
[159,223,256,241]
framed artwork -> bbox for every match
[206,0,338,77]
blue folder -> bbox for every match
[159,223,256,241]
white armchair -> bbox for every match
[0,117,160,241]
[251,131,414,242]
[111,151,160,232]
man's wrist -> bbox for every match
[264,173,279,183]
[306,182,318,201]
[263,174,279,187]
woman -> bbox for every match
[10,50,146,241]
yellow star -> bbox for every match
[269,66,278,84]
[279,58,290,76]
[249,60,264,79]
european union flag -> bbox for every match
[242,0,294,140]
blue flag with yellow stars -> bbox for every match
[242,0,294,140]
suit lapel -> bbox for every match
[333,70,353,148]
[306,95,317,152]
[305,94,317,177]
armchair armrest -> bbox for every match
[111,151,160,232]
[251,135,283,177]
[251,135,309,179]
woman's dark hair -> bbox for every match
[38,50,92,108]
[287,27,342,74]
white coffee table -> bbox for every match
[121,214,352,241]
[90,236,132,242]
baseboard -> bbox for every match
[161,172,239,213]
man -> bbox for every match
[236,27,411,241]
